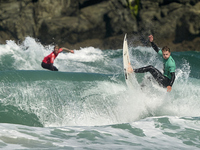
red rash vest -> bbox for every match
[42,48,63,64]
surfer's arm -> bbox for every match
[151,42,159,53]
[149,35,159,53]
[61,47,74,53]
[169,72,175,87]
[167,72,175,92]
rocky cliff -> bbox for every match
[0,0,199,51]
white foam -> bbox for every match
[59,47,103,62]
[0,38,200,127]
[0,37,107,73]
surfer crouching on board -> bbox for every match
[41,45,74,71]
[128,35,176,92]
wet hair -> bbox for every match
[54,45,59,49]
[162,46,170,52]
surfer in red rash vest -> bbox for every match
[41,45,74,71]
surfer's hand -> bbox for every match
[149,35,153,42]
[71,50,74,53]
[167,86,172,92]
[128,63,133,73]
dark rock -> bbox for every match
[138,0,200,51]
[175,2,200,42]
[0,0,199,51]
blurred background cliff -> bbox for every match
[0,0,199,51]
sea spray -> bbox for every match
[0,37,200,149]
[0,37,199,128]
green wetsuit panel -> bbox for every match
[158,50,176,79]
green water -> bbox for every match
[0,38,199,149]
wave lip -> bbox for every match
[0,103,42,127]
[0,70,118,82]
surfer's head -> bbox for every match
[54,45,59,55]
[162,46,170,52]
[162,46,171,59]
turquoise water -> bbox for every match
[0,37,200,149]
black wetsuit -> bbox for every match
[41,62,58,71]
[134,42,175,87]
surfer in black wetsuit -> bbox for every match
[128,35,176,92]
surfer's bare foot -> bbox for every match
[128,63,133,73]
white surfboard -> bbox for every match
[123,34,140,89]
[123,34,132,81]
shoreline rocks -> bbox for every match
[0,0,199,51]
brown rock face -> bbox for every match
[137,0,200,51]
[0,0,199,51]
